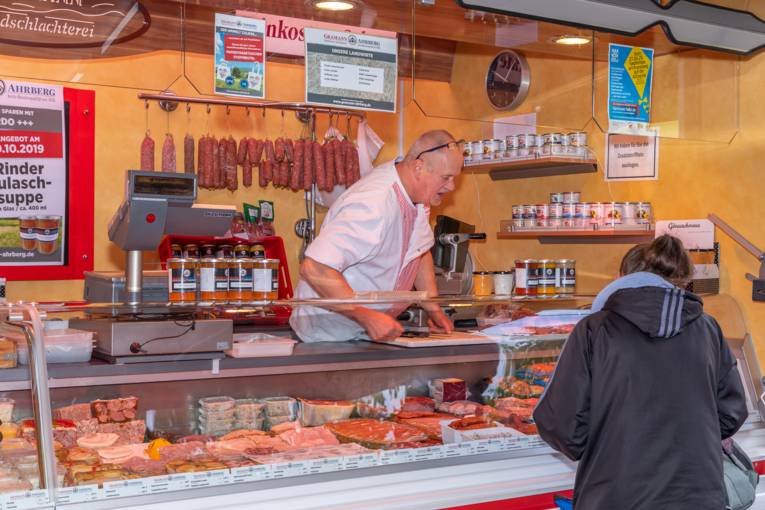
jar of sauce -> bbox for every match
[515,260,539,296]
[183,244,200,259]
[35,215,61,254]
[228,258,254,302]
[253,258,280,300]
[234,244,251,258]
[538,260,556,296]
[216,244,234,259]
[472,272,493,296]
[493,271,514,295]
[556,259,576,294]
[167,258,197,302]
[19,216,36,251]
[199,258,229,302]
[170,243,183,258]
[200,244,217,258]
[251,244,266,259]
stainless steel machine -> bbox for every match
[76,170,237,363]
[432,215,486,296]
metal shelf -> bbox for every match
[464,156,597,180]
[497,229,655,244]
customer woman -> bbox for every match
[534,235,748,509]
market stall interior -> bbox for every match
[0,0,763,508]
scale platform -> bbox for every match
[368,331,500,348]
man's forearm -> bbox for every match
[299,256,376,323]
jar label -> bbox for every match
[230,267,253,289]
[199,267,215,293]
[36,228,59,242]
[169,267,196,292]
[515,268,527,289]
[215,267,229,290]
[20,227,36,240]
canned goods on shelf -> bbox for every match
[573,202,588,219]
[523,218,537,228]
[550,192,565,204]
[228,258,254,302]
[604,202,625,226]
[535,204,549,220]
[506,135,519,150]
[482,139,496,160]
[539,145,551,156]
[523,205,537,219]
[622,202,638,225]
[167,258,197,303]
[199,258,229,302]
[525,133,538,148]
[549,202,563,218]
[569,132,587,147]
[494,139,506,159]
[512,205,523,220]
[512,218,524,229]
[548,218,562,228]
[562,191,581,203]
[561,134,571,147]
[636,202,652,224]
[517,134,528,149]
[551,144,567,156]
[561,203,574,219]
[470,141,484,162]
[216,244,234,259]
[587,202,604,225]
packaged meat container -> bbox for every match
[14,328,94,365]
[263,397,297,418]
[440,419,524,444]
[299,399,354,427]
[225,333,297,358]
[198,396,235,412]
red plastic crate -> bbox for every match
[158,235,294,326]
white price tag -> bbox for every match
[380,448,415,465]
[188,472,212,489]
[444,442,475,458]
[5,490,50,510]
[500,437,526,451]
[57,484,99,504]
[271,461,308,479]
[205,469,231,486]
[231,466,258,484]
[307,457,343,474]
[343,453,378,470]
[147,473,190,493]
[103,479,148,499]
[412,445,445,462]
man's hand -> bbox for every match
[427,307,454,334]
[356,308,404,342]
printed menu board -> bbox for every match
[0,79,66,266]
[608,43,654,125]
[305,28,397,113]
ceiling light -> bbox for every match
[314,1,356,11]
[554,35,592,45]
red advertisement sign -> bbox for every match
[0,131,63,158]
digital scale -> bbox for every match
[76,170,237,363]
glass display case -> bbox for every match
[0,295,760,509]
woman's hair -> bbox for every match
[641,234,694,286]
[620,244,647,276]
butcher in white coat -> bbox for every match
[290,130,463,342]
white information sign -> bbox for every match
[305,28,397,113]
[655,219,715,250]
[605,132,658,181]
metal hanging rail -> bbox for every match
[137,93,366,119]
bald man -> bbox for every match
[290,130,463,343]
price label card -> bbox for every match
[444,442,475,458]
[412,445,445,462]
[103,479,148,499]
[57,485,99,504]
[205,469,232,486]
[188,472,213,489]
[344,453,379,470]
[271,461,308,479]
[231,466,259,484]
[307,457,343,475]
[5,490,50,510]
[380,449,414,465]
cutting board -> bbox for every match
[369,332,500,348]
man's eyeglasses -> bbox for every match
[416,139,465,160]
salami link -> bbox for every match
[259,161,268,187]
[209,137,218,188]
[140,134,155,171]
[216,138,226,189]
[264,139,275,162]
[293,140,305,189]
[289,155,302,190]
[302,139,313,191]
[321,142,333,192]
[243,162,253,188]
[262,159,274,184]
[246,138,257,163]
[351,140,361,183]
[343,139,355,185]
[225,136,238,191]
[254,139,265,163]
[285,139,294,162]
[279,160,290,188]
[196,136,206,187]
[161,134,176,173]
[237,137,248,165]
[332,139,346,186]
[274,137,285,162]
[183,134,195,174]
[309,141,322,191]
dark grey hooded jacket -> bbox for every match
[533,287,748,509]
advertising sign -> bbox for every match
[608,43,654,125]
[0,79,67,266]
[305,28,397,113]
[214,13,266,99]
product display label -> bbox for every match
[444,442,475,457]
[199,267,215,292]
[103,479,148,498]
[0,79,67,266]
[412,445,446,461]
[271,461,308,478]
[4,490,49,510]
[56,485,99,504]
[253,268,272,292]
[214,13,266,99]
[343,453,379,469]
[145,473,188,494]
[608,43,654,125]
[305,28,397,113]
[307,456,344,474]
[380,448,415,465]
[215,267,229,290]
[169,266,197,292]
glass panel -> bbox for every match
[29,296,591,504]
[0,0,183,90]
[0,307,55,508]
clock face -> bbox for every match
[486,50,530,110]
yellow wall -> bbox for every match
[1,39,763,364]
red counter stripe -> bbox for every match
[443,490,574,510]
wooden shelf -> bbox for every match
[497,229,655,244]
[464,156,597,180]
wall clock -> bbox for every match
[485,50,530,110]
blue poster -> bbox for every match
[608,43,654,124]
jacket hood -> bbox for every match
[603,286,703,339]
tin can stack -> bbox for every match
[514,259,576,297]
[463,131,591,166]
[509,193,653,232]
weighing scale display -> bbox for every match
[131,174,195,198]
